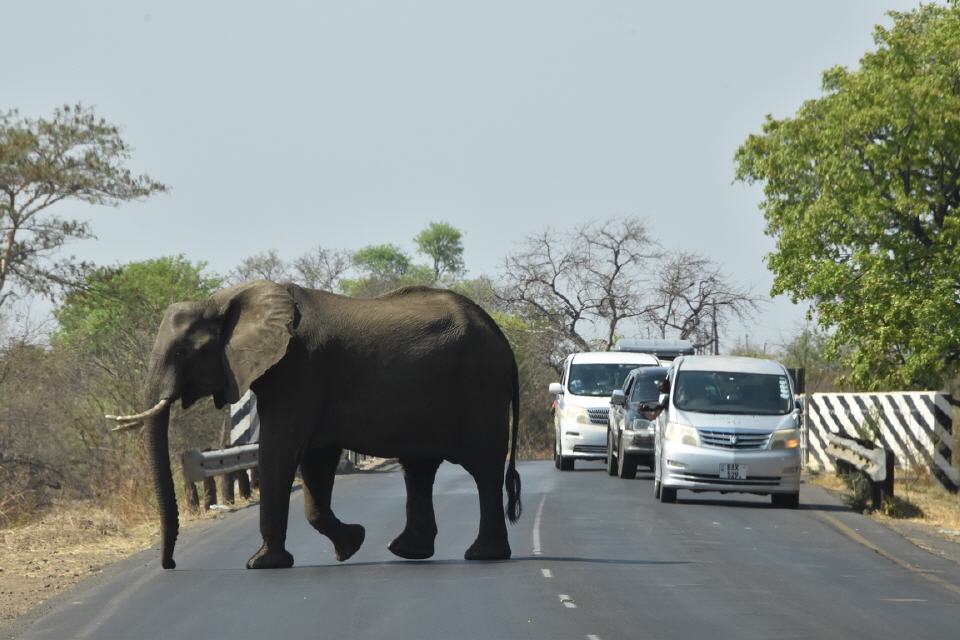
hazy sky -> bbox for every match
[2,0,924,349]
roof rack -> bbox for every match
[613,339,695,360]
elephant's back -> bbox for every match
[295,287,513,457]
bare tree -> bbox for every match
[226,249,291,285]
[644,252,762,353]
[292,247,352,291]
[500,217,660,353]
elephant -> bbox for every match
[107,280,521,570]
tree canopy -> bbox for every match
[414,221,465,282]
[54,256,221,368]
[735,3,960,389]
[0,104,167,309]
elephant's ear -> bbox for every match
[213,280,296,404]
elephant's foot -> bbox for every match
[332,523,366,562]
[464,537,511,561]
[246,544,294,570]
[388,529,436,560]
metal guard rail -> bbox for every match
[181,444,259,483]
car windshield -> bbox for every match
[673,370,793,415]
[630,374,664,403]
[568,363,650,397]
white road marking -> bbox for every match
[587,635,602,640]
[541,568,553,578]
[883,598,927,602]
[532,494,546,555]
[559,594,577,608]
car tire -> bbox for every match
[617,439,637,479]
[654,479,661,499]
[771,492,800,509]
[559,456,574,472]
[659,486,677,503]
[606,431,619,476]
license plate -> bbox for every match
[719,464,747,480]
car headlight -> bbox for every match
[664,423,699,447]
[630,418,653,432]
[770,428,801,450]
[563,406,590,425]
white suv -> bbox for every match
[550,351,660,471]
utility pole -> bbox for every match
[712,303,719,355]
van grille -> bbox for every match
[672,472,782,486]
[698,429,771,450]
[586,408,609,425]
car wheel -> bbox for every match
[606,431,618,476]
[654,479,661,499]
[771,492,800,509]
[617,438,637,479]
[559,456,574,471]
[659,486,677,503]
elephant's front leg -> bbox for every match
[246,429,298,569]
[301,446,366,561]
[388,457,442,560]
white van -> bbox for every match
[549,351,660,471]
[654,355,802,507]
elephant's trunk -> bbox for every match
[147,401,178,569]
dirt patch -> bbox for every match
[0,494,259,624]
[0,504,153,623]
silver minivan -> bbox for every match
[654,356,802,507]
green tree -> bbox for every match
[352,244,411,279]
[341,243,433,297]
[414,221,465,282]
[54,256,221,411]
[734,3,960,390]
[0,104,167,309]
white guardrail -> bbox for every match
[181,445,259,483]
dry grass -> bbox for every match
[809,468,960,534]
[0,502,156,623]
[0,490,258,624]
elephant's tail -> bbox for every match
[506,357,522,523]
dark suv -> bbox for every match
[607,366,668,478]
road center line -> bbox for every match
[587,635,602,640]
[532,494,546,555]
[541,568,553,578]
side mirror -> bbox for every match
[549,382,563,395]
[610,390,626,406]
[658,393,669,409]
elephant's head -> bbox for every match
[106,280,296,569]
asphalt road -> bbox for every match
[10,461,960,640]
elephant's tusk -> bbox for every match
[105,398,171,425]
[112,420,144,432]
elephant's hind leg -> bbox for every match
[301,446,365,562]
[388,457,442,560]
[464,465,511,561]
